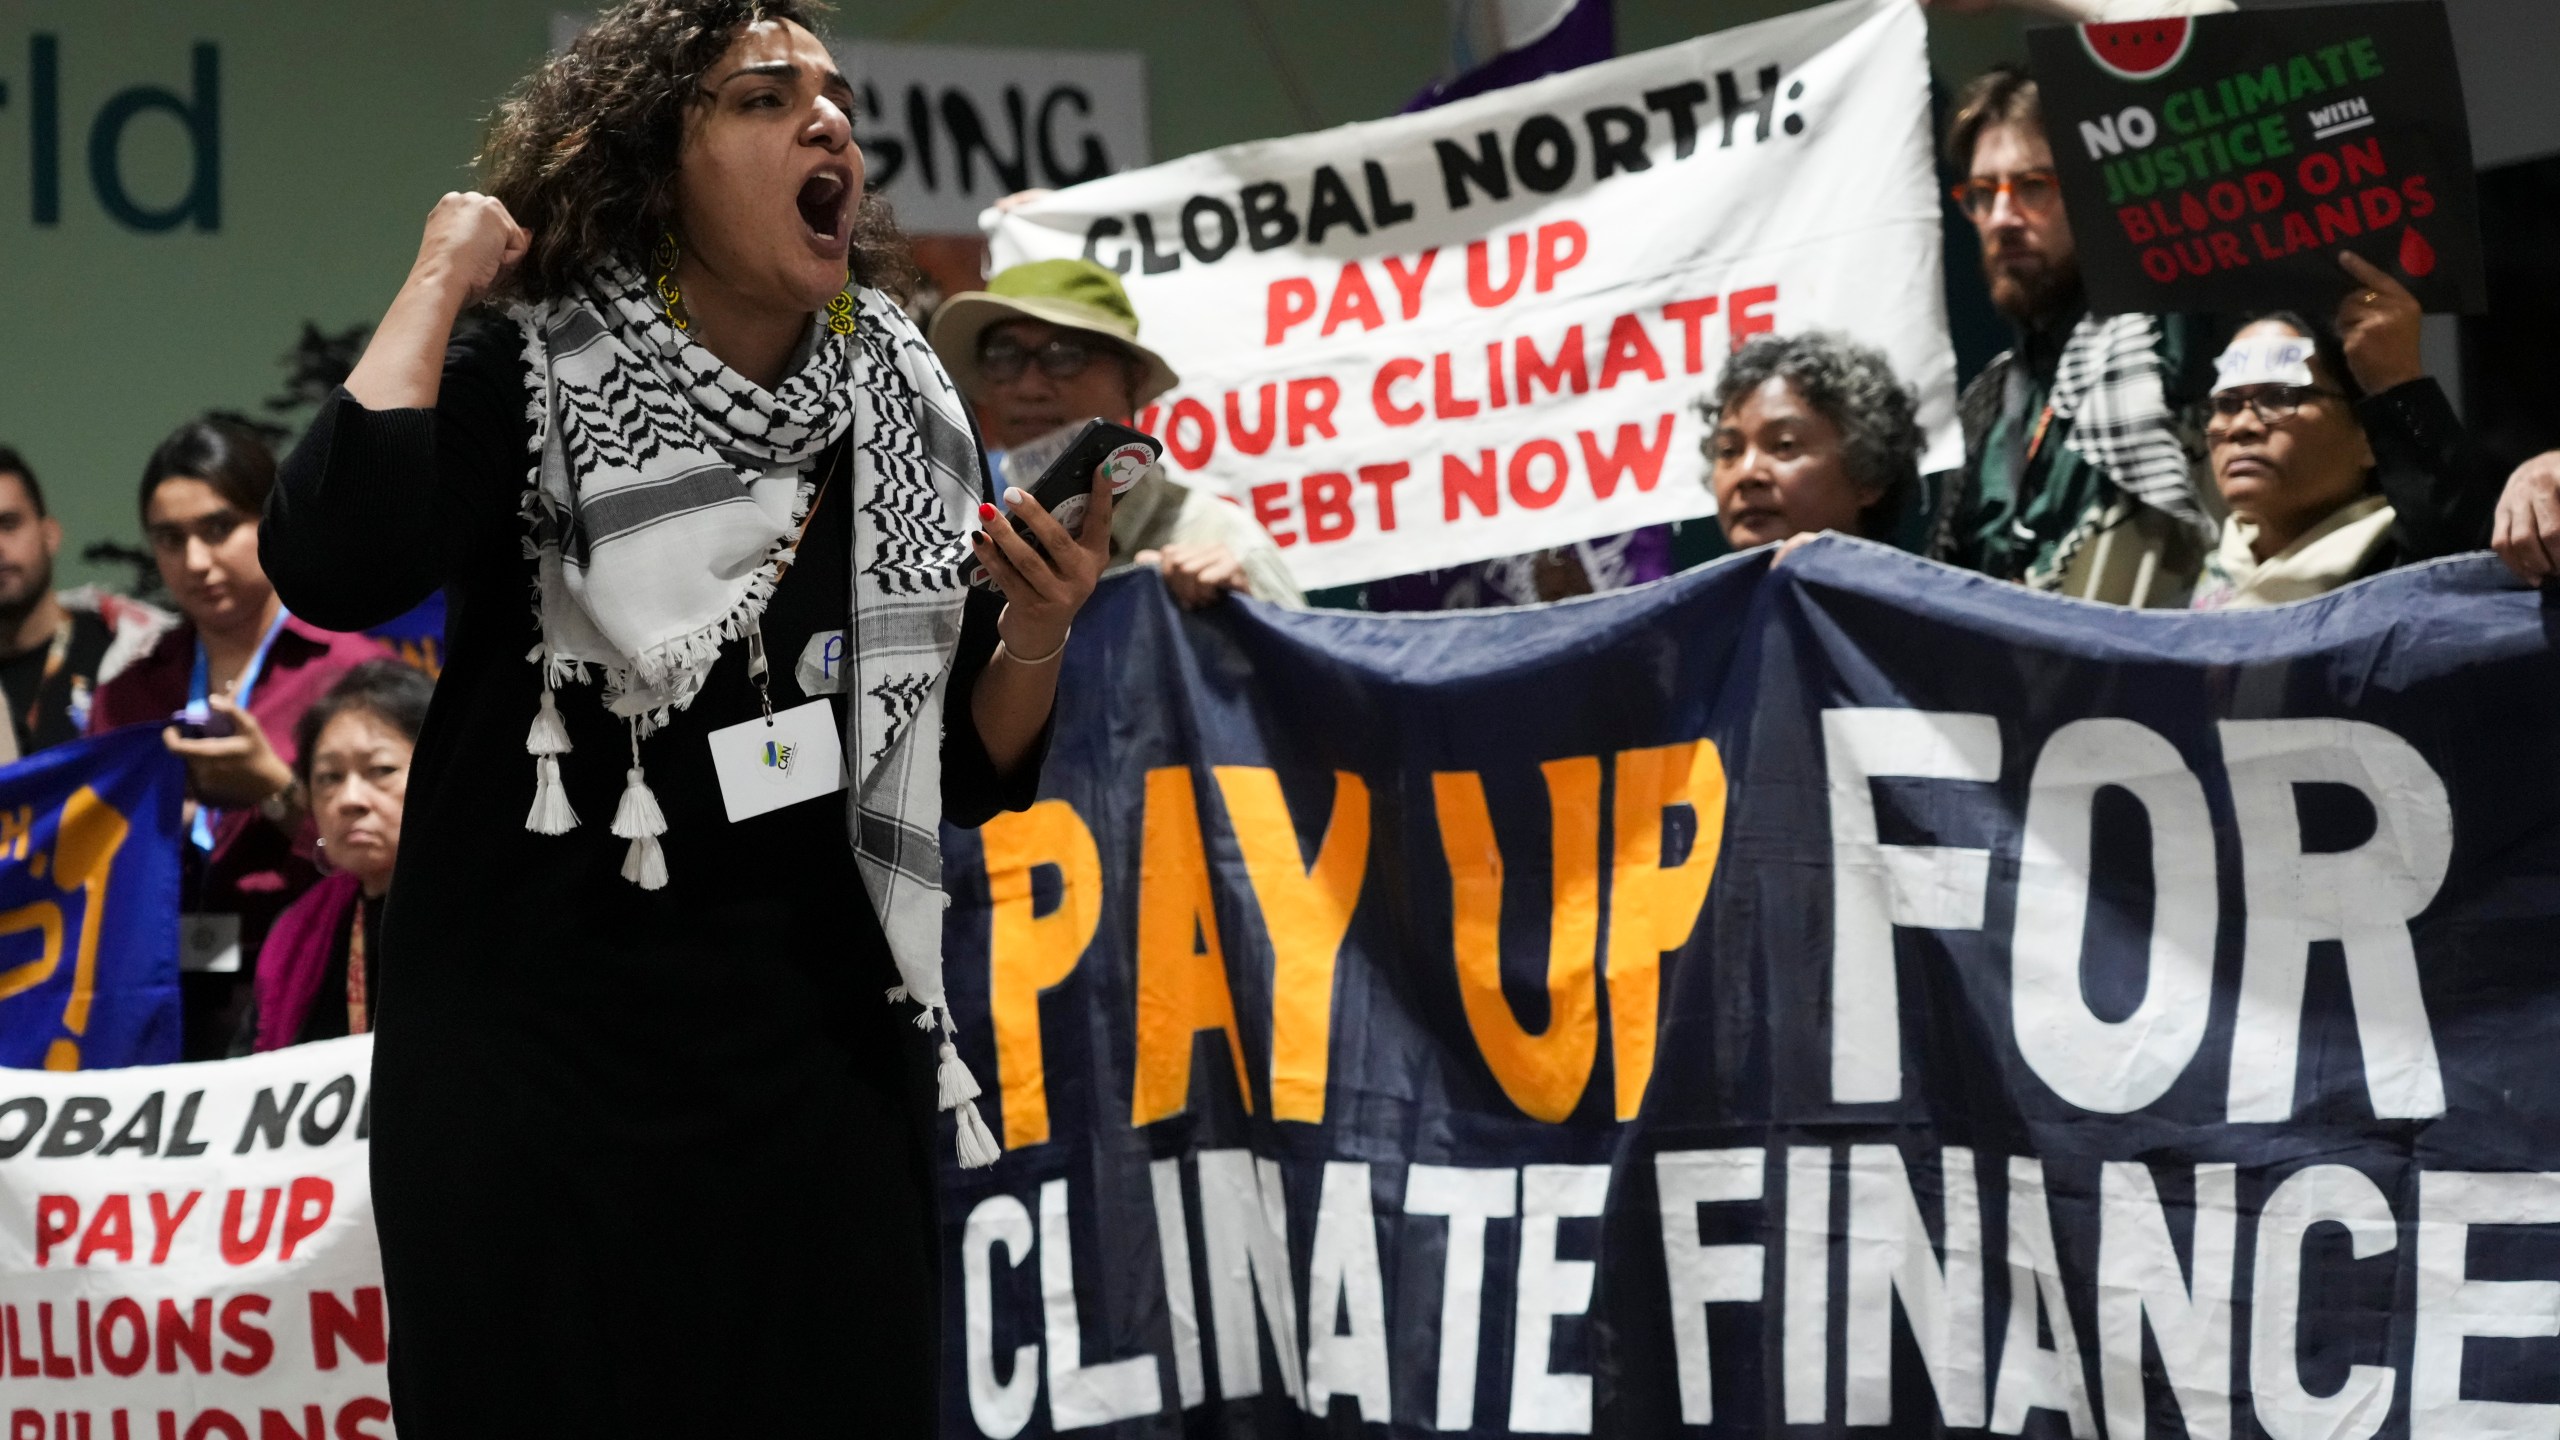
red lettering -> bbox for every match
[1534,220,1588,293]
[1580,416,1678,499]
[1442,450,1499,521]
[183,1414,246,1440]
[333,1398,392,1440]
[1301,473,1355,543]
[77,1193,135,1266]
[2358,185,2402,231]
[2403,173,2436,218]
[2120,204,2157,244]
[4,1306,31,1376]
[2180,192,2210,233]
[1514,327,1588,400]
[1431,353,1480,419]
[2251,221,2286,260]
[2282,211,2320,253]
[36,1303,71,1377]
[155,1298,212,1374]
[1372,359,1424,427]
[1727,286,1778,349]
[258,1409,324,1440]
[2245,170,2285,212]
[1507,440,1570,510]
[2299,152,2341,195]
[2314,197,2362,243]
[2208,231,2247,270]
[2206,181,2246,223]
[2140,247,2180,283]
[278,1179,332,1264]
[220,1190,280,1267]
[1319,261,1386,337]
[1135,404,1163,438]
[309,1289,386,1372]
[148,1191,199,1266]
[1465,233,1529,308]
[1264,277,1318,346]
[34,1196,77,1268]
[2340,135,2386,185]
[1597,314,1667,390]
[98,1298,148,1377]
[218,1295,272,1376]
[1486,342,1509,408]
[1225,384,1278,456]
[1661,297,1721,374]
[1356,463,1410,532]
[1249,482,1296,548]
[1166,399,1216,470]
[2147,199,2181,237]
[8,1413,35,1440]
[1284,378,1340,446]
[1380,249,1437,319]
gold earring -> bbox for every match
[653,231,691,332]
[823,288,856,337]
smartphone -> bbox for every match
[1001,418,1161,565]
[172,703,235,740]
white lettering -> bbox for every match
[2099,1162,2234,1440]
[1846,1145,1985,1427]
[1824,709,2001,1103]
[1041,1177,1165,1427]
[964,1193,1039,1439]
[2412,1170,2560,1438]
[1197,1149,1307,1406]
[1510,1163,1611,1433]
[1407,1164,1517,1431]
[2014,718,2217,1113]
[1149,1158,1207,1408]
[1655,1148,1767,1424]
[2252,1164,2396,1440]
[1991,1157,2096,1437]
[1304,1161,1392,1421]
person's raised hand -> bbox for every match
[163,694,296,812]
[412,192,530,310]
[973,476,1116,662]
[2492,451,2560,586]
[1134,541,1252,610]
[2335,250,2424,395]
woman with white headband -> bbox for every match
[2191,254,2499,609]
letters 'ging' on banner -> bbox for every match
[988,0,1961,590]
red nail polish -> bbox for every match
[978,502,998,521]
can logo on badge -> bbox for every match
[1102,442,1154,494]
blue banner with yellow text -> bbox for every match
[0,725,185,1071]
[937,541,2560,1437]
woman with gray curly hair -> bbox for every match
[1702,331,1925,550]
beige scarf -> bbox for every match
[2191,494,2395,611]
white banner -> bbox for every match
[550,18,1151,238]
[0,1038,390,1437]
[988,0,1959,591]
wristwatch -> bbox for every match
[259,779,303,825]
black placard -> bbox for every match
[2026,2,2483,315]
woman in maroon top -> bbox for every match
[91,416,387,1057]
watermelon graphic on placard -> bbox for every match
[2078,19,2195,81]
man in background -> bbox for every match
[1926,65,2221,606]
[0,446,171,762]
[931,259,1303,610]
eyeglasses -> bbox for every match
[2206,385,2347,426]
[1951,169,2062,221]
[979,333,1127,384]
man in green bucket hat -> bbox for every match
[930,258,1301,609]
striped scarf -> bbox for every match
[515,268,1003,1166]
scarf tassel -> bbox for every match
[952,1100,1002,1170]
[613,761,669,890]
[936,1039,983,1110]
[524,690,579,835]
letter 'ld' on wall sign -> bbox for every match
[2026,1,2486,315]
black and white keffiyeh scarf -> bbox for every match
[514,265,1002,1166]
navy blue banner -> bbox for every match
[937,540,2557,1438]
[0,725,185,1070]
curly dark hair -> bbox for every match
[1703,332,1925,537]
[477,0,916,303]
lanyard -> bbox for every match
[748,453,844,724]
[346,901,371,1037]
[187,607,291,852]
[16,617,72,739]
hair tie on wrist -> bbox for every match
[1003,627,1070,666]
